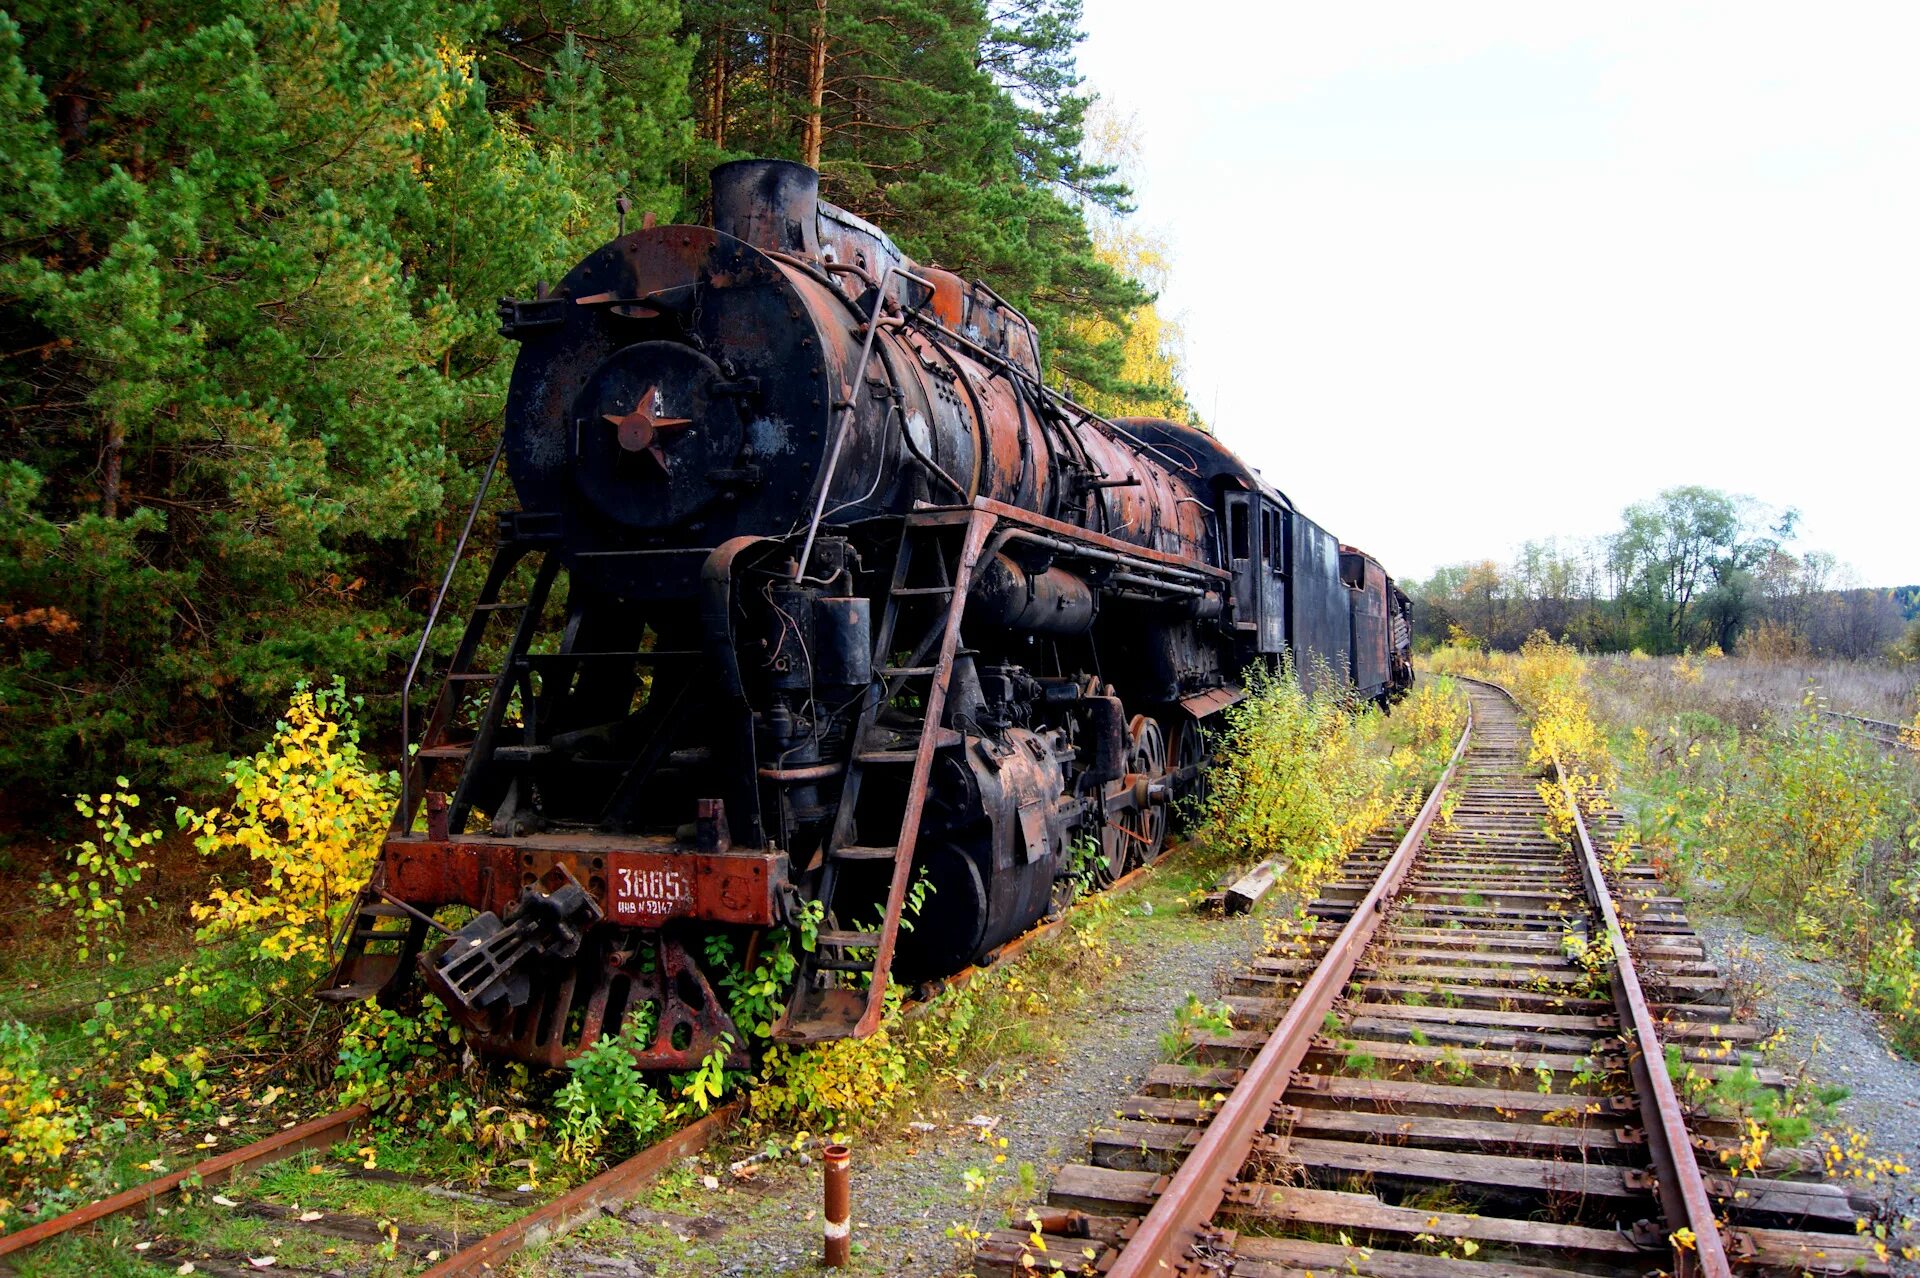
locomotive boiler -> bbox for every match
[322,160,1414,1069]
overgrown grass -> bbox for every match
[1,684,407,1228]
[1600,673,1920,1055]
[1589,650,1917,728]
[1428,632,1616,834]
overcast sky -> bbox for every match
[1075,2,1918,587]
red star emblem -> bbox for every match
[603,384,692,469]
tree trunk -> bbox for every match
[803,0,828,168]
[88,414,125,665]
[709,26,729,150]
[768,0,785,137]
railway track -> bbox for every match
[1815,706,1911,750]
[979,679,1892,1277]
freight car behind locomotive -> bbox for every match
[323,160,1414,1072]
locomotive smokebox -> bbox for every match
[711,159,822,257]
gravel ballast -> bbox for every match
[1694,912,1920,1173]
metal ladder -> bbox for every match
[411,542,559,834]
[321,537,557,1005]
[773,507,995,1042]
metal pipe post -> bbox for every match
[823,1142,851,1266]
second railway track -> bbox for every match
[980,678,1891,1278]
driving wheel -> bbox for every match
[1100,714,1170,880]
[1167,713,1212,831]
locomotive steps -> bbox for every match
[977,679,1893,1277]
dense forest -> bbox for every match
[0,0,1196,802]
[1408,485,1918,659]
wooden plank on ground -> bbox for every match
[1231,1235,1610,1278]
[1225,859,1282,913]
[1278,1108,1636,1158]
[1046,1163,1160,1214]
[1224,1183,1642,1260]
[1287,1074,1619,1120]
[1276,1134,1640,1200]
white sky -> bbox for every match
[1075,1,1919,587]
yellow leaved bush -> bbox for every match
[183,681,395,968]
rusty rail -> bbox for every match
[0,1104,369,1256]
[416,1099,742,1277]
[1562,762,1733,1277]
[988,677,1886,1277]
[1104,704,1473,1278]
[1815,705,1910,749]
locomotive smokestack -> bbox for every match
[711,159,821,257]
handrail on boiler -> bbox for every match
[794,263,937,584]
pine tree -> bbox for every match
[0,0,692,795]
[679,0,1146,390]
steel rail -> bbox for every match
[1562,762,1733,1278]
[0,1104,370,1256]
[1815,705,1910,750]
[1817,708,1906,735]
[1105,705,1474,1278]
[415,1099,743,1277]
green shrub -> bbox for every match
[1700,697,1902,926]
[0,1020,88,1218]
[553,1023,672,1164]
[40,780,160,962]
[1191,661,1463,886]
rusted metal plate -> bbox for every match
[381,837,788,927]
[1178,685,1243,719]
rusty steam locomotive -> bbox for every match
[323,160,1414,1069]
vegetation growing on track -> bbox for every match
[0,659,1549,1251]
[1,683,413,1225]
[0,680,1149,1227]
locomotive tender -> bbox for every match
[323,160,1415,1069]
